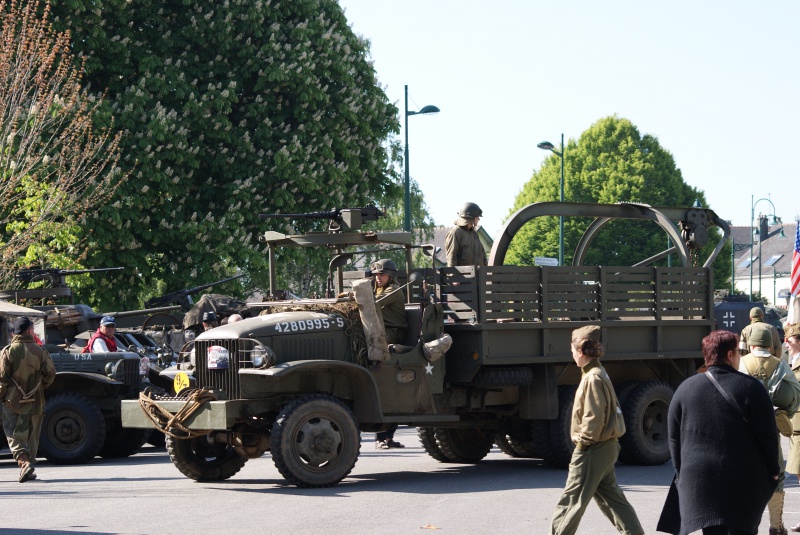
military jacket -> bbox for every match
[740,348,800,416]
[445,221,486,267]
[740,320,782,357]
[0,334,56,415]
[375,283,407,331]
[570,359,626,447]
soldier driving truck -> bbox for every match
[123,202,731,488]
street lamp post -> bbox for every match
[731,240,750,295]
[749,195,781,301]
[404,85,439,232]
[537,133,565,265]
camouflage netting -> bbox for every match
[182,294,248,330]
[257,302,368,367]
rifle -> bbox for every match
[259,205,382,232]
[16,267,124,288]
[144,273,246,310]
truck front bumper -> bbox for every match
[121,399,245,431]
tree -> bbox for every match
[506,116,732,288]
[48,0,400,308]
[0,0,122,287]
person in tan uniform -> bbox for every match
[444,202,487,267]
[741,307,782,357]
[370,259,407,449]
[784,324,800,532]
[550,325,643,535]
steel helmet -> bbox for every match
[458,202,483,219]
[370,259,398,278]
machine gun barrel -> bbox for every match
[259,210,342,220]
[144,273,246,309]
[16,267,124,287]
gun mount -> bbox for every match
[144,273,247,310]
[258,205,382,233]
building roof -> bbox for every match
[732,220,796,279]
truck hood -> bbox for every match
[197,310,346,340]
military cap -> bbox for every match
[13,316,33,335]
[202,311,218,323]
[572,325,601,343]
[750,307,764,319]
[785,324,800,340]
[748,326,773,348]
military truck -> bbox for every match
[122,202,730,487]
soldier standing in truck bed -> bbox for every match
[741,307,782,357]
[445,202,487,267]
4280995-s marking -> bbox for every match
[273,315,345,333]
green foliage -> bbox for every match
[48,0,400,308]
[506,116,732,288]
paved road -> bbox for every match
[1,428,798,534]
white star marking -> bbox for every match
[425,363,434,375]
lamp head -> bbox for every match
[537,141,555,151]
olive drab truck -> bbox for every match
[121,202,730,487]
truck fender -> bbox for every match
[239,360,383,422]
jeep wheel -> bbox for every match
[618,380,673,465]
[539,384,577,469]
[271,394,360,488]
[418,427,450,462]
[167,432,247,481]
[99,418,152,458]
[40,393,106,465]
[434,428,493,463]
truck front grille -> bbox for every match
[194,339,257,399]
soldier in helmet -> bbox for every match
[739,327,800,535]
[445,202,487,267]
[370,259,407,449]
[741,306,782,357]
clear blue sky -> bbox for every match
[337,0,800,239]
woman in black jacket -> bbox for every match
[660,330,780,535]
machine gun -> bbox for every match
[259,205,383,232]
[144,273,246,310]
[16,267,124,288]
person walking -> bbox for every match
[659,330,780,535]
[444,202,487,267]
[550,325,643,535]
[786,324,800,532]
[740,328,800,535]
[0,317,56,482]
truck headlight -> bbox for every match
[251,344,277,369]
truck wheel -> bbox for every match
[99,418,152,458]
[418,427,450,462]
[539,384,577,469]
[167,433,247,481]
[618,380,673,465]
[530,420,551,459]
[495,433,522,458]
[40,393,106,465]
[507,433,537,457]
[271,394,360,488]
[434,428,493,463]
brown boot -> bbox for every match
[16,452,35,483]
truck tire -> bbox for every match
[495,430,537,458]
[99,418,152,458]
[167,433,247,481]
[494,433,522,458]
[618,380,673,465]
[40,393,106,465]
[418,427,450,462]
[539,384,577,469]
[434,428,493,463]
[271,394,360,488]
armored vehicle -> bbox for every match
[122,203,730,487]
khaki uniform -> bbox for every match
[444,219,486,267]
[375,282,407,345]
[550,359,643,535]
[740,348,800,532]
[0,333,56,461]
[741,320,782,357]
[786,352,800,475]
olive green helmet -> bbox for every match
[370,259,398,278]
[458,202,483,219]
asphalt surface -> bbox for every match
[1,428,798,534]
